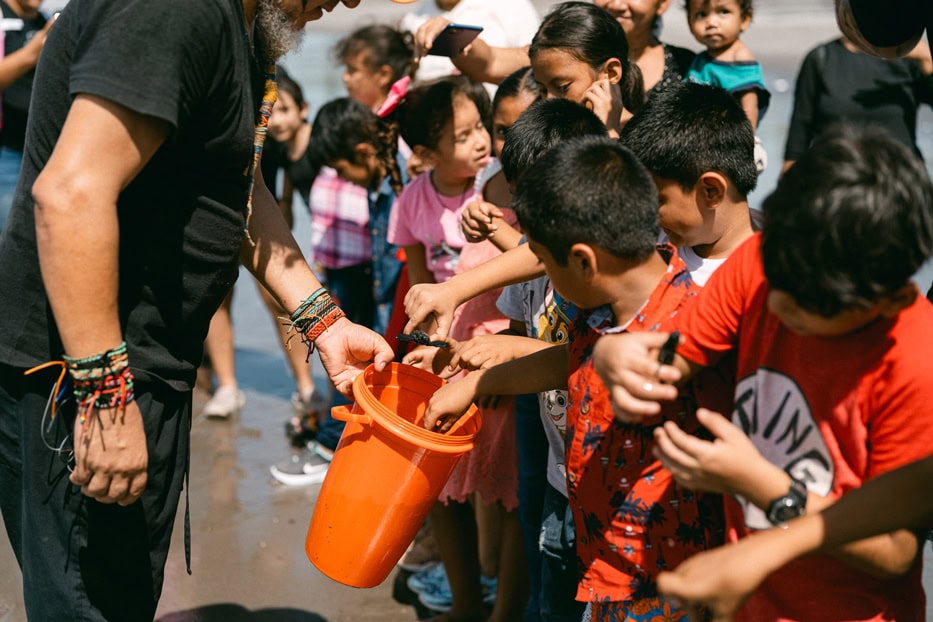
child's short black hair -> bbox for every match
[762,124,933,316]
[512,136,659,265]
[500,98,608,184]
[620,81,757,198]
[334,24,416,83]
[397,76,491,151]
[685,0,753,19]
[275,65,306,110]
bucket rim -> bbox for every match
[350,363,480,453]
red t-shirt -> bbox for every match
[677,234,933,622]
[566,246,726,605]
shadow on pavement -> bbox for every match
[157,603,327,622]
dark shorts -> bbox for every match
[0,363,191,621]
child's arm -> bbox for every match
[658,454,933,620]
[403,243,434,287]
[738,91,759,131]
[460,200,523,252]
[592,331,704,422]
[424,344,569,431]
[654,408,922,579]
[404,243,545,338]
[449,333,553,372]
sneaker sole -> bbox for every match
[269,465,328,487]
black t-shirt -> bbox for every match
[0,0,265,390]
[260,137,319,206]
[0,1,46,150]
[784,39,933,161]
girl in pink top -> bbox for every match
[388,76,492,286]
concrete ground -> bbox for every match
[2,1,933,621]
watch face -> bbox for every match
[772,498,805,523]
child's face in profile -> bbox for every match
[595,0,670,39]
[654,177,705,248]
[766,290,882,337]
[342,51,391,110]
[687,0,750,53]
[267,91,306,144]
[532,48,606,102]
[492,93,538,157]
[330,149,382,189]
[429,95,491,179]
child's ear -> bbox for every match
[300,102,310,122]
[740,13,752,32]
[353,143,377,165]
[656,0,674,16]
[376,64,395,90]
[601,58,624,85]
[569,243,598,279]
[879,283,919,317]
[697,172,728,210]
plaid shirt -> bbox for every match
[309,167,371,269]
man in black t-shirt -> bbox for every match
[0,0,50,230]
[0,1,393,620]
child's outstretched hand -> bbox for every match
[461,199,504,242]
[402,341,460,378]
[404,281,460,340]
[592,331,682,423]
[581,78,624,136]
[657,536,779,622]
[653,408,785,499]
[449,335,520,371]
[423,375,479,432]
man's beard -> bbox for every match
[255,0,304,64]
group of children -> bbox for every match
[277,1,933,621]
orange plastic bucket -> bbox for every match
[305,362,481,588]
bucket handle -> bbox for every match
[330,405,372,426]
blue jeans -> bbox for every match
[540,484,586,622]
[516,393,549,622]
[0,147,22,231]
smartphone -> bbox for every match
[427,23,483,57]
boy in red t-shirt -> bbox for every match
[422,136,729,619]
[593,125,933,622]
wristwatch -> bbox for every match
[766,476,808,525]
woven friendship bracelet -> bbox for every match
[63,341,136,429]
[282,290,347,358]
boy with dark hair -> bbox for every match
[424,136,724,620]
[594,124,933,621]
[621,81,756,285]
[499,98,608,185]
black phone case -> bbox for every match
[427,25,483,57]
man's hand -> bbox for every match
[592,331,682,423]
[314,317,394,395]
[403,281,460,339]
[70,401,148,506]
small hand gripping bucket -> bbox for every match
[305,363,481,587]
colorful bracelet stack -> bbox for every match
[63,341,136,429]
[284,288,347,356]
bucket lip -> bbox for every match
[352,363,479,452]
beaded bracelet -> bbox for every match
[282,289,347,359]
[63,341,136,429]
